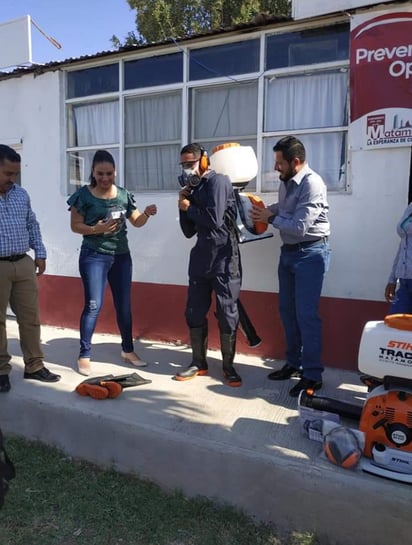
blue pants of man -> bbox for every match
[389,278,412,314]
[278,241,330,381]
[78,248,134,358]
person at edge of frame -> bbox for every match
[250,135,330,397]
[385,202,412,314]
[176,142,243,387]
[0,144,61,393]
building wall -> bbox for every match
[0,18,409,371]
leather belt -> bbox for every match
[282,237,327,251]
[0,254,27,262]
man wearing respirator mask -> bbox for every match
[176,142,242,387]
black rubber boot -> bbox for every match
[176,325,208,381]
[220,332,242,387]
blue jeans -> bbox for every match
[78,248,134,358]
[389,278,412,314]
[278,241,330,381]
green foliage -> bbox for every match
[111,0,291,46]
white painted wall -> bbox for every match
[0,69,409,304]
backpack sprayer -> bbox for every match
[209,143,273,244]
[299,314,412,483]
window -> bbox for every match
[262,132,347,192]
[68,100,119,147]
[67,64,119,98]
[64,23,350,194]
[266,24,349,70]
[264,71,348,131]
[192,81,258,139]
[66,99,119,194]
[190,40,260,80]
[66,148,120,195]
[262,70,349,192]
[124,92,182,191]
[191,81,258,189]
[125,53,183,89]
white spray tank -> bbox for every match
[358,318,412,380]
[209,142,258,187]
[209,143,272,243]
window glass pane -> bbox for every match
[190,40,259,80]
[264,71,348,132]
[124,53,183,89]
[125,92,181,144]
[266,24,349,69]
[193,82,258,139]
[67,148,119,195]
[124,92,181,191]
[68,101,119,147]
[262,132,347,192]
[125,145,180,191]
[67,65,119,98]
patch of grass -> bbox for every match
[1,436,320,545]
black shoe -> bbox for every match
[289,377,322,398]
[24,367,61,383]
[175,365,208,381]
[267,363,301,381]
[0,374,11,393]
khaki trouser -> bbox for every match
[0,256,44,375]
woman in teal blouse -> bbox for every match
[67,150,157,376]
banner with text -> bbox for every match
[350,9,412,150]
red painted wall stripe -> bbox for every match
[38,275,389,371]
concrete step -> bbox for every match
[0,318,410,545]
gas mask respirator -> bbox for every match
[178,167,202,189]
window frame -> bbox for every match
[63,19,350,195]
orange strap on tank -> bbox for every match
[211,142,240,154]
[384,313,412,331]
[244,193,268,234]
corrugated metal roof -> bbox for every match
[0,14,291,80]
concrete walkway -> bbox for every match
[0,317,410,545]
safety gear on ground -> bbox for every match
[75,372,152,399]
[323,426,361,469]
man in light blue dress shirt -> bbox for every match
[251,136,330,397]
[0,145,60,392]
